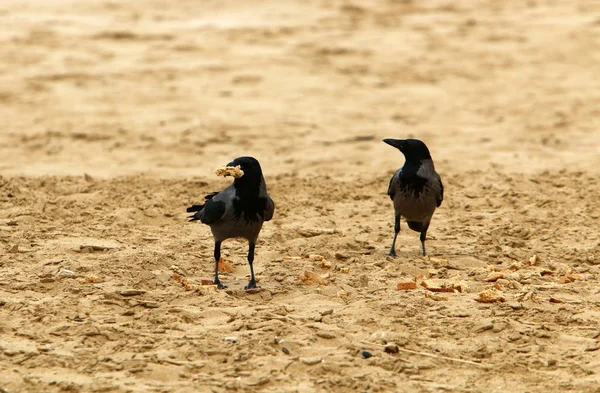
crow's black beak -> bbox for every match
[383,138,405,151]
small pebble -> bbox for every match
[507,333,521,342]
[316,332,336,339]
[7,193,14,198]
[362,350,373,359]
[384,344,399,354]
[301,357,322,365]
[38,344,53,352]
[282,347,290,355]
[57,269,76,279]
[119,290,146,297]
[475,323,493,333]
[321,309,333,316]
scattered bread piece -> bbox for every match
[475,288,505,303]
[529,255,539,265]
[486,272,504,282]
[420,280,458,293]
[218,258,234,273]
[299,270,326,285]
[559,271,582,284]
[320,260,332,269]
[396,280,417,290]
[215,165,244,178]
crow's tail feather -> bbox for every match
[186,204,203,213]
[187,204,204,222]
[187,192,219,222]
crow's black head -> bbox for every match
[227,156,263,187]
[383,138,432,162]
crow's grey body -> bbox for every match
[195,182,273,243]
[388,160,442,222]
[187,157,274,289]
[384,139,443,256]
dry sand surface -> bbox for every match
[2,0,600,392]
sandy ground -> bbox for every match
[2,0,600,392]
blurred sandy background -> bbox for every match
[1,1,600,392]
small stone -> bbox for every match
[298,270,326,286]
[137,301,159,308]
[492,322,507,333]
[38,344,53,352]
[362,350,373,359]
[507,333,521,342]
[119,290,146,297]
[321,309,333,316]
[122,310,134,316]
[57,269,76,279]
[475,323,493,333]
[504,273,521,282]
[301,357,322,365]
[7,193,14,198]
[547,359,557,366]
[8,245,19,254]
[282,347,290,355]
[485,272,504,282]
[335,252,350,260]
[384,344,399,354]
[535,330,551,339]
[316,332,336,339]
[508,302,523,310]
[584,344,600,352]
[529,255,538,265]
[247,377,270,386]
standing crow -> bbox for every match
[383,139,443,257]
[187,156,274,289]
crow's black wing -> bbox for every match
[263,196,275,222]
[199,198,226,224]
[387,170,400,201]
[187,191,226,223]
[436,175,444,207]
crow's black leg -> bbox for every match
[213,240,227,289]
[389,213,400,258]
[245,241,257,290]
[420,222,431,256]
